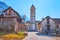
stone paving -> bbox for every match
[23,32,60,40]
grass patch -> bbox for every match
[1,34,25,39]
[18,32,24,35]
[0,32,27,39]
[0,32,10,37]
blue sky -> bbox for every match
[0,0,60,21]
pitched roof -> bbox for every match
[26,21,41,23]
[52,18,60,24]
[30,5,36,9]
[3,7,21,18]
[42,16,60,24]
[0,14,4,17]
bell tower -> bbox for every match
[29,5,36,31]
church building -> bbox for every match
[26,5,39,31]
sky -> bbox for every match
[0,0,60,21]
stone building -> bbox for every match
[29,5,36,31]
[0,1,22,33]
[25,5,41,31]
[40,16,60,35]
[26,21,40,31]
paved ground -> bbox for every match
[23,32,60,40]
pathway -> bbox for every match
[23,32,60,40]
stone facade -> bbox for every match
[29,5,36,31]
[40,16,60,35]
[19,23,27,31]
[0,7,21,33]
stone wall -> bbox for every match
[0,24,15,33]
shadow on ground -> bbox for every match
[28,30,38,32]
[36,33,56,37]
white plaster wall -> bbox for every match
[11,11,18,17]
[58,24,60,28]
[25,23,30,31]
[49,19,56,30]
[40,18,56,32]
[58,24,60,31]
[41,19,47,31]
